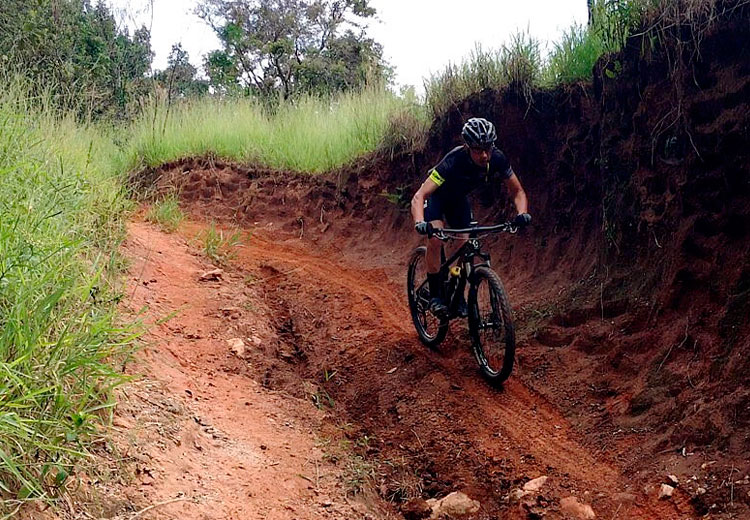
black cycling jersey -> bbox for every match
[427,145,513,200]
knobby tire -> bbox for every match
[407,246,448,349]
[468,266,516,386]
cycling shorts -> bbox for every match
[424,195,472,228]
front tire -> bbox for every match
[468,266,515,386]
[407,246,448,349]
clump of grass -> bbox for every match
[425,32,542,117]
[145,194,184,233]
[424,44,506,118]
[125,86,413,174]
[198,223,243,265]
[0,79,132,506]
[500,30,543,103]
[378,91,430,157]
[543,23,606,84]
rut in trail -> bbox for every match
[209,224,690,520]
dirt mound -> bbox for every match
[138,4,750,517]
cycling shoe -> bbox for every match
[429,297,448,318]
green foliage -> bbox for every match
[125,86,412,173]
[153,44,209,99]
[500,30,543,102]
[145,195,185,233]
[424,33,542,118]
[196,0,390,99]
[543,23,606,84]
[0,81,132,505]
[0,0,153,119]
[198,223,243,265]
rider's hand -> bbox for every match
[514,213,532,228]
[415,221,434,236]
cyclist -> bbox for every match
[411,117,531,318]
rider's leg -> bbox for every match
[425,220,446,314]
[443,198,472,317]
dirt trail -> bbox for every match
[112,215,696,519]
[115,221,384,520]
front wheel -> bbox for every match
[407,246,448,349]
[468,266,515,386]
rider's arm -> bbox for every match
[504,173,528,214]
[411,177,440,223]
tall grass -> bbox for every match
[543,23,606,85]
[424,32,542,117]
[0,80,131,506]
[423,1,659,114]
[125,87,416,174]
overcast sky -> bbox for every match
[107,0,589,94]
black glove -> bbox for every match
[514,213,532,228]
[415,221,434,236]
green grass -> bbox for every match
[0,80,132,507]
[146,195,185,233]
[543,23,607,85]
[124,86,416,174]
[197,223,244,265]
[424,32,542,117]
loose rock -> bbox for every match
[428,491,480,519]
[560,496,596,519]
[227,338,245,357]
[659,484,675,500]
[523,476,549,493]
[199,268,223,281]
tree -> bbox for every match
[154,44,209,98]
[0,0,153,118]
[196,0,390,99]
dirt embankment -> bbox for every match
[131,3,750,518]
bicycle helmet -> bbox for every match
[461,117,496,147]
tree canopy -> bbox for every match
[153,44,209,99]
[197,0,391,98]
[0,0,152,118]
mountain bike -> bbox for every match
[406,221,519,386]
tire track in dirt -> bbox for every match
[111,221,391,520]
[217,228,688,519]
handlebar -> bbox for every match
[431,221,518,241]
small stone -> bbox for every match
[429,491,480,519]
[613,492,636,505]
[227,338,245,357]
[560,496,596,519]
[199,269,223,281]
[696,487,706,495]
[523,476,549,493]
[512,489,529,500]
[667,474,679,486]
[659,484,675,499]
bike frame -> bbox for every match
[431,222,517,319]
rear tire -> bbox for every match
[407,247,448,349]
[468,266,515,386]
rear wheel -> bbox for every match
[407,247,448,349]
[468,266,515,386]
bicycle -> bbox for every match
[406,221,519,386]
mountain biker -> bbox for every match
[411,117,531,318]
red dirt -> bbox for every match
[56,4,747,518]
[109,214,692,520]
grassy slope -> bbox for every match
[0,85,132,505]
